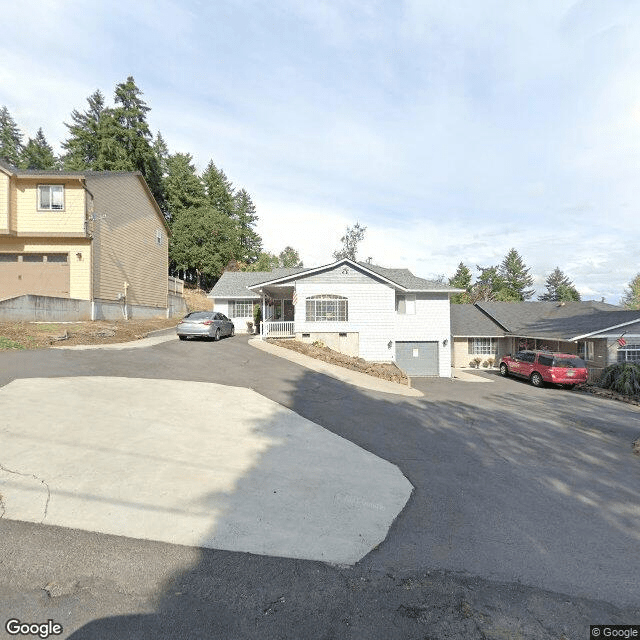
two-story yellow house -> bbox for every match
[0,159,175,320]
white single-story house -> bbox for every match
[451,301,640,374]
[208,259,462,377]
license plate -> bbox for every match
[567,371,574,377]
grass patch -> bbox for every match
[0,336,25,350]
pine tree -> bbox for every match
[61,90,106,170]
[498,248,534,301]
[246,252,280,272]
[449,262,472,304]
[202,160,234,216]
[279,246,303,268]
[539,267,581,301]
[164,153,207,222]
[233,188,262,264]
[333,222,366,261]
[621,273,640,310]
[21,128,58,170]
[0,106,24,166]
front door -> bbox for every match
[283,300,294,321]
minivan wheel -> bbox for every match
[499,363,508,377]
[530,372,543,387]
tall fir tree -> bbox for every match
[539,267,581,301]
[497,248,534,301]
[202,160,234,216]
[448,262,472,304]
[621,273,640,310]
[21,128,57,170]
[233,188,262,264]
[164,153,207,222]
[0,106,24,166]
[62,90,106,170]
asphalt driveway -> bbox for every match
[1,334,639,638]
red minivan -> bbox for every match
[499,350,588,388]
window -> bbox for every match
[305,295,348,322]
[468,338,496,355]
[396,294,416,315]
[23,254,45,262]
[229,299,256,318]
[618,344,640,363]
[578,341,594,361]
[45,254,68,263]
[0,254,19,262]
[38,185,64,211]
[156,229,163,246]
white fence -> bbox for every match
[168,276,184,295]
[262,321,295,338]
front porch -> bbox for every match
[262,320,295,338]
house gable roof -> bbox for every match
[246,259,461,292]
[450,305,507,337]
[453,300,640,341]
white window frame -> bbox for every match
[230,299,256,318]
[468,338,497,355]
[305,295,348,322]
[617,344,640,362]
[578,341,594,361]
[156,229,163,246]
[37,185,64,211]
[396,294,416,315]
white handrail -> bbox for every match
[262,320,295,338]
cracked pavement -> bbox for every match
[1,335,639,639]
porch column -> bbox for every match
[262,291,266,340]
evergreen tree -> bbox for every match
[333,222,366,261]
[164,153,207,222]
[233,188,262,264]
[0,106,24,166]
[539,267,581,301]
[246,252,280,272]
[61,90,106,170]
[153,132,170,176]
[621,273,640,310]
[498,248,534,300]
[448,262,472,304]
[169,206,239,287]
[279,246,303,268]
[202,160,234,216]
[21,128,58,169]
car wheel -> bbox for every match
[499,363,508,377]
[214,328,220,341]
[230,326,235,337]
[178,335,187,341]
[530,372,544,387]
[562,384,576,390]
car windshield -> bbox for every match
[552,356,586,369]
[184,312,212,321]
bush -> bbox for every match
[598,362,640,397]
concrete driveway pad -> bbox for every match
[0,377,412,565]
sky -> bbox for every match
[2,0,639,303]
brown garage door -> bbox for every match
[0,253,70,298]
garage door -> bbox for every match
[395,341,439,376]
[0,253,70,299]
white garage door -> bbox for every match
[396,341,439,376]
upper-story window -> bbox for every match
[396,294,416,314]
[38,185,64,211]
[305,295,348,322]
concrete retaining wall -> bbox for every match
[0,295,92,321]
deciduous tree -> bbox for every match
[621,273,640,310]
[278,246,303,268]
[333,222,366,261]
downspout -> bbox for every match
[262,291,266,340]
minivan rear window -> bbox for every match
[552,357,586,368]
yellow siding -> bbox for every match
[0,172,9,230]
[87,175,168,308]
[14,179,86,234]
[0,237,92,299]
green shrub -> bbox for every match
[598,362,640,397]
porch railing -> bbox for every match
[262,321,295,338]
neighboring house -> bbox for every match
[451,301,640,372]
[209,259,461,377]
[0,159,183,320]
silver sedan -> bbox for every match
[176,311,235,341]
